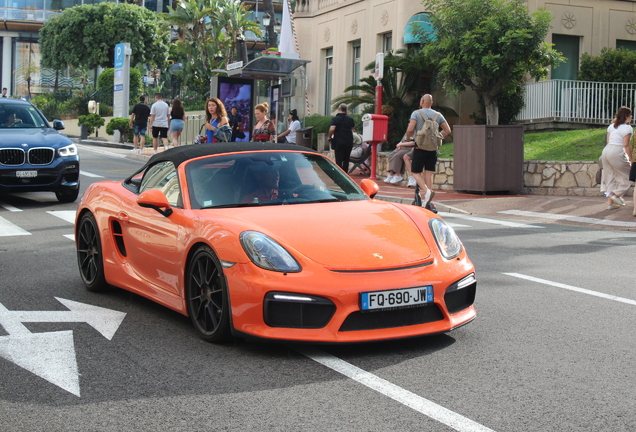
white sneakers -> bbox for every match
[384,174,403,184]
[421,188,436,208]
[407,176,417,187]
[610,195,625,206]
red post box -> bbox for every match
[361,114,388,179]
[362,114,389,142]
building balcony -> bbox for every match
[0,5,61,31]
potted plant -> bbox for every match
[78,113,105,139]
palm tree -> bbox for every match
[332,48,435,144]
[217,0,261,64]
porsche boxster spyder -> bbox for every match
[75,143,476,343]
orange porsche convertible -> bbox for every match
[75,143,476,343]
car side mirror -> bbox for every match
[138,189,173,217]
[360,178,379,199]
[52,119,65,130]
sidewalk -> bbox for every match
[75,138,636,231]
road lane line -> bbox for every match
[75,144,127,158]
[439,212,543,228]
[0,202,21,212]
[47,210,76,224]
[0,215,30,236]
[504,273,636,306]
[80,170,104,178]
[499,210,636,228]
[298,346,495,432]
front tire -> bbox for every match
[56,186,80,203]
[76,212,108,292]
[186,246,232,343]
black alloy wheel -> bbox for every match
[76,212,108,292]
[186,246,232,343]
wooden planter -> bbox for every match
[453,125,524,193]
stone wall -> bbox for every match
[372,152,602,196]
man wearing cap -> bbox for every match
[277,109,301,144]
[328,104,356,171]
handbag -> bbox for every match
[215,124,232,142]
[193,124,206,144]
[236,129,246,139]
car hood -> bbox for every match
[203,200,433,270]
[0,128,72,148]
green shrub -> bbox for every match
[106,117,132,143]
[97,68,143,103]
[78,113,105,136]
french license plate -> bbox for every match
[360,286,433,311]
[16,170,37,178]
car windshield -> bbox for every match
[186,151,369,209]
[0,103,48,129]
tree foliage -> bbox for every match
[423,0,563,125]
[97,68,143,102]
[578,48,636,83]
[40,3,170,71]
[163,0,261,87]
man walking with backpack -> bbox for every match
[403,94,451,209]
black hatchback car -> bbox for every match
[0,98,80,202]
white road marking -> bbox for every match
[80,170,104,178]
[499,210,636,228]
[0,202,21,212]
[0,215,31,236]
[447,222,471,228]
[75,143,127,158]
[504,273,636,306]
[47,210,76,224]
[298,347,495,432]
[439,212,543,228]
[64,234,75,241]
[0,298,127,397]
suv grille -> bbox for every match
[28,148,55,165]
[0,149,26,166]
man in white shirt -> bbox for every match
[148,93,170,153]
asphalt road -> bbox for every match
[1,145,635,431]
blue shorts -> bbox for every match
[169,119,184,133]
[133,125,147,136]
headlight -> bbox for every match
[429,218,462,259]
[58,144,78,157]
[239,231,301,273]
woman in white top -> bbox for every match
[277,109,301,144]
[601,106,633,211]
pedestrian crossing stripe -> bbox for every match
[0,216,31,236]
[498,210,636,228]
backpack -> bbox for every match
[414,110,443,151]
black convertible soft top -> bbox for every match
[146,142,320,168]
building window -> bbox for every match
[351,40,361,114]
[383,33,392,53]
[324,47,333,115]
[617,40,636,51]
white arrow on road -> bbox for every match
[0,298,126,397]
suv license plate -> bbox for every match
[360,286,433,311]
[16,171,37,178]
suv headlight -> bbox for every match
[429,218,462,259]
[240,231,301,273]
[58,144,78,157]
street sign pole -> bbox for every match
[113,42,132,142]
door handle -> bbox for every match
[118,212,129,223]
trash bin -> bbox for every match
[296,126,313,148]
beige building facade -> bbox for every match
[293,0,636,126]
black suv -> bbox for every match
[0,98,80,202]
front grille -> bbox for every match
[28,148,55,165]
[264,292,335,329]
[444,283,476,314]
[0,149,25,166]
[339,304,444,331]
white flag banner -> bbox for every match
[279,0,296,54]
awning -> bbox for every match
[403,13,435,44]
[225,54,311,80]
